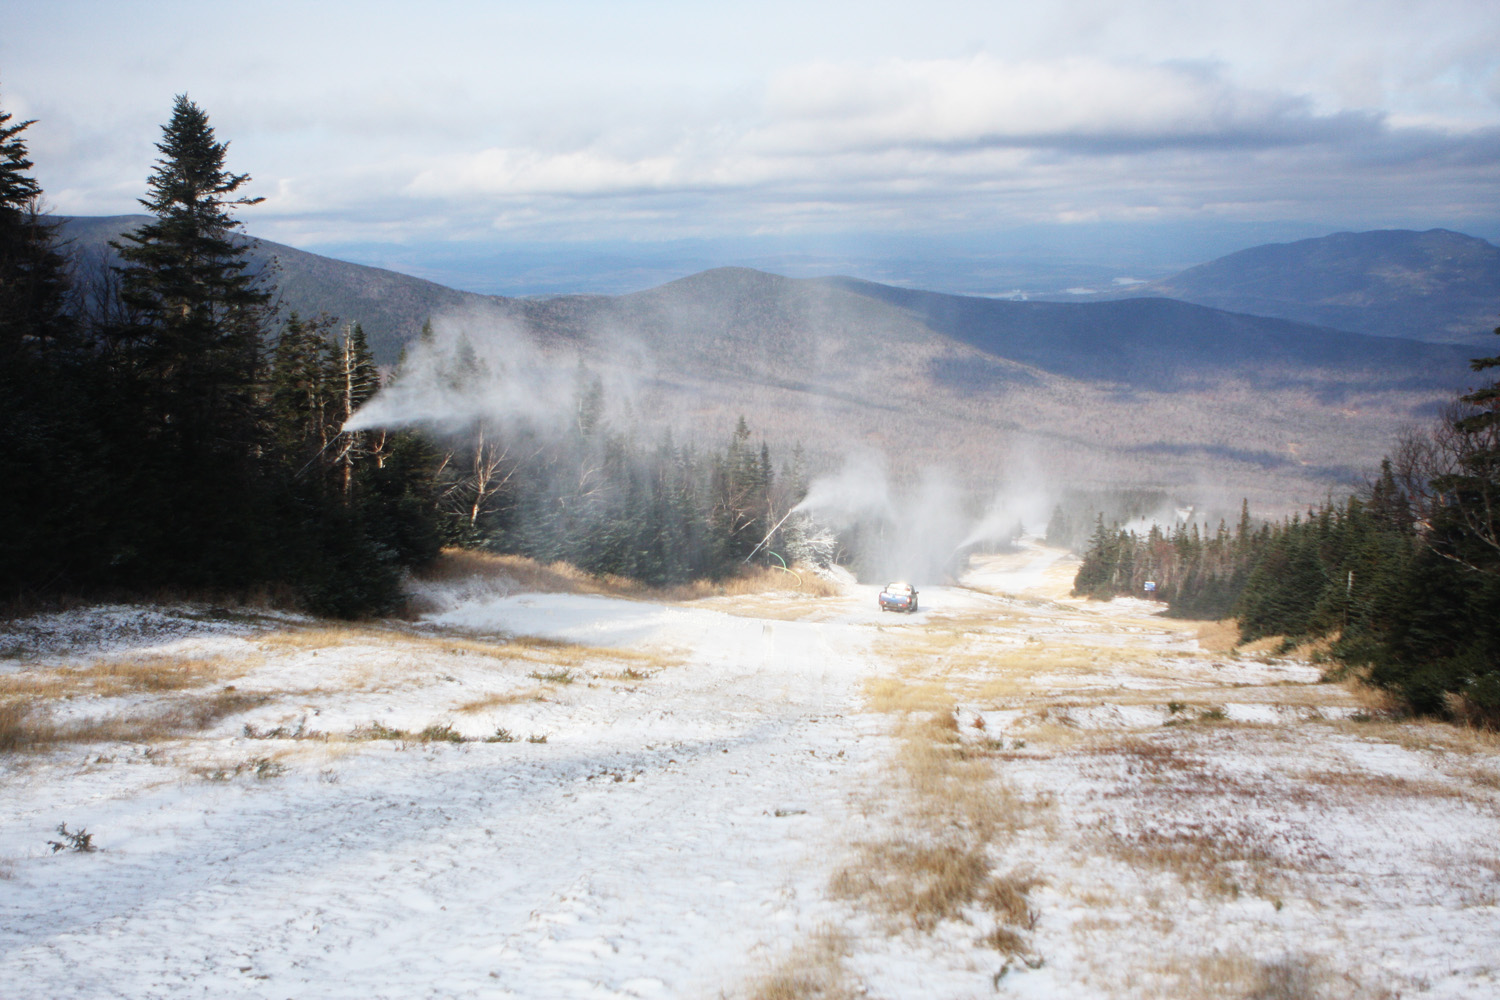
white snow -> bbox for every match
[2,547,1496,998]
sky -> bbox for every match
[5,0,1500,293]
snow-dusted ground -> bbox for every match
[2,546,1497,998]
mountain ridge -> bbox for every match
[53,219,1482,509]
[1082,228,1500,344]
[58,216,500,365]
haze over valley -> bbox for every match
[60,217,1495,515]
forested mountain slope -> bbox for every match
[56,223,1478,509]
[1090,229,1500,344]
[489,268,1470,508]
[59,216,494,364]
[823,276,1469,392]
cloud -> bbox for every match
[758,56,1375,153]
[357,53,1500,241]
[408,149,695,199]
[9,3,1499,245]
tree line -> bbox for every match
[1,92,819,614]
[1073,345,1500,725]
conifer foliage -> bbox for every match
[0,89,819,613]
[113,96,269,462]
[1073,330,1500,725]
[0,90,90,589]
[0,93,440,614]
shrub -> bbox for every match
[48,823,96,853]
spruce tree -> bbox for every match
[109,95,271,583]
[0,91,92,593]
[113,95,268,460]
[0,95,70,360]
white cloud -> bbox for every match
[758,56,1321,151]
[6,1,1498,244]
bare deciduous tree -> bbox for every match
[1393,402,1500,574]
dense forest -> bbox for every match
[0,94,816,615]
[1073,359,1500,724]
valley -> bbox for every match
[58,218,1490,513]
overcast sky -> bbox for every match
[6,0,1499,270]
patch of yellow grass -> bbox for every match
[1194,620,1241,654]
[0,700,40,751]
[1327,716,1500,754]
[1342,678,1400,715]
[744,928,857,1000]
[1005,719,1090,748]
[1134,952,1304,1000]
[258,624,678,673]
[0,653,251,702]
[1,689,267,752]
[454,688,550,713]
[415,549,841,602]
[862,676,954,714]
[831,840,993,931]
[834,688,1048,950]
[1237,635,1287,656]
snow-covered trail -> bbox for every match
[6,545,1497,999]
[0,593,903,999]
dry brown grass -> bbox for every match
[876,629,1173,707]
[832,841,992,931]
[1078,735,1292,898]
[1101,819,1276,898]
[744,929,857,1000]
[837,623,1060,956]
[1342,679,1400,716]
[454,688,550,713]
[677,565,843,600]
[1293,766,1486,806]
[415,549,841,603]
[0,653,247,701]
[1195,617,1331,659]
[1457,764,1500,791]
[862,676,954,714]
[1194,620,1242,654]
[0,700,41,751]
[1132,952,1326,1000]
[1446,692,1500,732]
[1327,715,1500,754]
[833,695,1047,948]
[0,690,266,752]
[978,870,1043,927]
[1238,635,1289,656]
[257,624,678,672]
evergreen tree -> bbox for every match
[268,312,335,476]
[112,95,269,461]
[1072,516,1120,598]
[0,95,70,360]
[107,95,272,583]
[0,91,94,593]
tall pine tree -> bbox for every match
[0,90,92,594]
[108,95,271,584]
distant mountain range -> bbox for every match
[56,217,1487,512]
[1083,229,1500,344]
[58,216,495,365]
